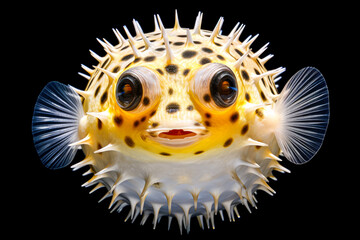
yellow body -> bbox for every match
[72,13,289,231]
[80,18,281,161]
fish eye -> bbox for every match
[192,63,239,110]
[116,74,143,111]
[115,66,161,112]
[210,69,237,107]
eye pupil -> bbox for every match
[116,75,142,111]
[220,80,229,92]
[118,83,134,101]
[123,83,132,94]
[220,80,233,94]
[219,79,237,102]
[210,70,238,108]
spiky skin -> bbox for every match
[73,12,289,232]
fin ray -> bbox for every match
[32,81,84,169]
[274,67,329,164]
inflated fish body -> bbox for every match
[32,12,329,233]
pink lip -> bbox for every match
[146,124,208,147]
[158,129,197,140]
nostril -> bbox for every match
[166,102,180,114]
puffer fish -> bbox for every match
[32,11,330,233]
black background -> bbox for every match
[10,1,353,239]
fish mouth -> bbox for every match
[158,129,197,139]
[146,124,208,147]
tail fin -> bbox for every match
[32,82,84,169]
[274,67,330,164]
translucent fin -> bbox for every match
[32,81,84,169]
[274,67,330,164]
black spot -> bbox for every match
[97,119,102,130]
[140,134,147,141]
[112,66,120,73]
[144,56,156,62]
[241,70,250,81]
[173,41,184,46]
[177,34,187,38]
[101,58,110,68]
[214,42,222,46]
[182,50,197,58]
[204,121,211,127]
[165,64,178,74]
[202,47,213,53]
[205,113,211,118]
[194,150,204,155]
[120,45,129,51]
[97,143,102,151]
[141,116,146,122]
[255,145,262,150]
[200,58,211,65]
[138,45,145,50]
[150,110,156,117]
[155,47,165,52]
[156,68,164,75]
[230,112,239,123]
[260,91,267,101]
[133,57,142,63]
[235,49,243,56]
[124,136,135,148]
[203,94,211,102]
[113,115,123,127]
[194,122,201,126]
[254,68,260,75]
[245,92,251,101]
[186,105,193,111]
[143,96,150,106]
[255,108,264,118]
[194,41,202,44]
[133,120,140,127]
[121,54,134,61]
[168,88,174,95]
[183,69,190,76]
[124,62,132,70]
[160,152,171,156]
[166,103,180,113]
[223,138,233,147]
[217,55,225,60]
[94,86,100,97]
[100,92,108,104]
[98,72,104,81]
[152,122,159,128]
[241,124,249,135]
